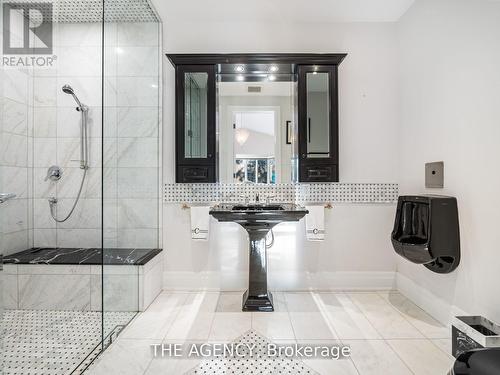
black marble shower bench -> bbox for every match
[4,247,162,265]
[3,248,163,312]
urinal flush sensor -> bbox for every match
[425,161,444,188]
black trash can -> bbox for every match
[452,316,500,358]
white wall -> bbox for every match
[153,5,401,290]
[397,0,500,323]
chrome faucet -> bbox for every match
[0,193,16,204]
[265,195,276,205]
[255,193,260,204]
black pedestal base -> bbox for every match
[242,290,274,312]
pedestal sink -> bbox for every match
[210,203,308,312]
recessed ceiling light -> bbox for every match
[235,65,245,72]
[268,75,276,81]
[236,75,245,81]
[269,65,279,72]
[115,47,124,54]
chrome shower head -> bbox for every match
[62,84,74,95]
[61,84,86,110]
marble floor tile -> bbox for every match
[432,338,453,357]
[298,339,359,375]
[215,292,244,312]
[289,312,339,340]
[346,339,413,375]
[209,312,252,342]
[164,292,219,340]
[121,292,188,340]
[252,312,295,340]
[316,293,381,340]
[285,292,322,312]
[387,339,455,375]
[378,292,450,339]
[88,338,158,375]
[348,293,424,339]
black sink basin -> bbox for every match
[232,204,285,211]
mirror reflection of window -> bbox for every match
[306,72,330,158]
[184,72,208,158]
[217,71,294,184]
[233,111,276,184]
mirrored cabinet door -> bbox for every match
[298,65,339,182]
[176,65,216,182]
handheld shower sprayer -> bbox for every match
[49,85,90,222]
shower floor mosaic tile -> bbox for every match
[1,310,136,374]
[87,291,456,375]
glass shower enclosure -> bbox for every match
[0,0,161,373]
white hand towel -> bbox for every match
[305,205,325,241]
[190,206,210,240]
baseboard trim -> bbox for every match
[396,272,469,326]
[163,271,397,292]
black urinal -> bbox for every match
[391,195,460,274]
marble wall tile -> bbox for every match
[57,228,101,248]
[91,274,139,312]
[116,47,158,76]
[33,138,56,167]
[33,77,57,106]
[117,22,159,47]
[33,107,57,137]
[117,199,158,229]
[2,198,28,233]
[2,230,30,256]
[56,137,101,168]
[55,198,102,229]
[56,46,102,77]
[1,166,29,198]
[33,198,56,229]
[116,107,158,137]
[4,69,29,104]
[17,264,91,275]
[56,167,102,199]
[117,138,158,168]
[0,132,28,167]
[33,228,57,247]
[141,260,162,310]
[116,229,158,248]
[3,98,28,135]
[117,168,159,198]
[116,77,159,107]
[56,23,104,47]
[18,274,91,310]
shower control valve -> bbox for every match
[45,166,63,182]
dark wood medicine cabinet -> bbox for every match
[167,53,347,183]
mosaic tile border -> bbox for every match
[164,183,399,204]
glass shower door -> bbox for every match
[101,0,161,345]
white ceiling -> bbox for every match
[153,0,415,23]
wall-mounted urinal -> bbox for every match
[391,195,460,274]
